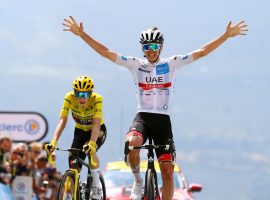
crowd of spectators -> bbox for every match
[0,134,61,200]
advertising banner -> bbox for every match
[12,176,33,200]
[0,112,48,142]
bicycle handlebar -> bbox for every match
[55,147,97,167]
[128,144,170,151]
[124,140,176,165]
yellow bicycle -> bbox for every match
[56,148,106,200]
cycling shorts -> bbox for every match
[127,112,175,162]
[69,124,107,168]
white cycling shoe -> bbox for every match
[130,179,143,200]
[90,186,102,199]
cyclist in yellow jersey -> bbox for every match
[45,75,106,199]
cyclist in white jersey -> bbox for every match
[62,16,248,200]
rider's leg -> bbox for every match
[150,113,174,200]
[69,128,88,170]
[90,153,100,188]
[90,126,106,185]
[126,131,144,200]
[159,161,174,200]
[90,125,107,198]
[126,131,144,181]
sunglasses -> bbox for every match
[75,91,91,98]
[142,43,161,51]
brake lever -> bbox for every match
[124,141,130,164]
[168,139,175,165]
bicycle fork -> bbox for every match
[66,169,79,200]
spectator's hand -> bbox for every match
[225,20,248,37]
[83,140,96,155]
[63,16,84,37]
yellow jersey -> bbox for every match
[60,91,105,131]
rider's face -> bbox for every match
[142,43,162,63]
[76,96,90,106]
[74,91,91,106]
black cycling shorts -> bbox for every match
[69,124,107,168]
[127,112,174,160]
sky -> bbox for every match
[1,0,270,199]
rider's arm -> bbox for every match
[51,93,71,141]
[90,94,103,143]
[63,16,118,62]
[90,118,101,143]
[80,32,118,62]
[191,33,229,61]
[191,20,248,61]
[52,116,68,141]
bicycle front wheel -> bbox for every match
[57,170,80,200]
[145,169,155,200]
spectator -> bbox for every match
[41,167,61,200]
[17,143,30,176]
[28,142,43,174]
[33,152,51,200]
[0,135,12,184]
[0,135,12,171]
[6,143,29,180]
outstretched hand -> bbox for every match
[63,16,84,36]
[225,20,248,37]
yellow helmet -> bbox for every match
[72,75,94,92]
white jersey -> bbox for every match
[115,54,194,115]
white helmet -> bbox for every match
[140,27,164,44]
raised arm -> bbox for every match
[62,16,118,62]
[192,20,248,61]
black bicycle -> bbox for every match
[56,148,106,200]
[124,137,175,200]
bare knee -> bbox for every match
[160,162,174,181]
[125,131,143,166]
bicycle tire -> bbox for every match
[57,170,80,200]
[99,173,106,199]
[89,173,106,200]
[145,169,155,200]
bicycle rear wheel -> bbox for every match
[145,169,155,200]
[57,170,80,200]
[99,173,106,199]
[88,173,106,200]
